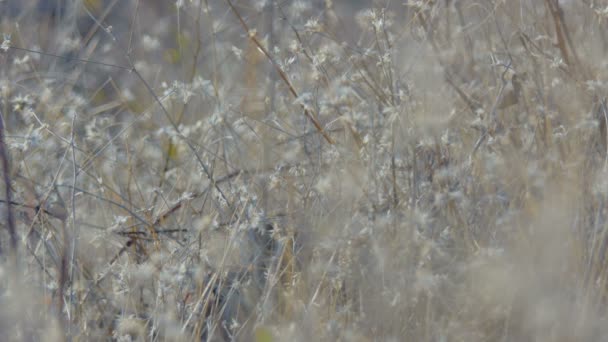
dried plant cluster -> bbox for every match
[1,0,608,341]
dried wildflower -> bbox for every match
[1,33,10,52]
[304,18,322,32]
[594,6,608,19]
[231,45,243,60]
[141,35,160,51]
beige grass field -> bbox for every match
[1,0,608,340]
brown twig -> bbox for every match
[544,0,571,67]
[223,0,334,144]
[0,107,16,259]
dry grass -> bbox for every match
[1,0,608,340]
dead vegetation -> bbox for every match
[1,0,608,340]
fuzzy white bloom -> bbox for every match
[355,9,376,30]
[141,34,160,51]
[171,80,194,104]
[407,1,432,11]
[12,54,29,66]
[595,6,608,18]
[315,175,332,194]
[253,0,268,11]
[231,45,243,60]
[109,215,129,232]
[304,18,322,32]
[585,79,604,92]
[550,57,565,69]
[293,92,314,111]
[291,0,311,15]
[1,33,10,52]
